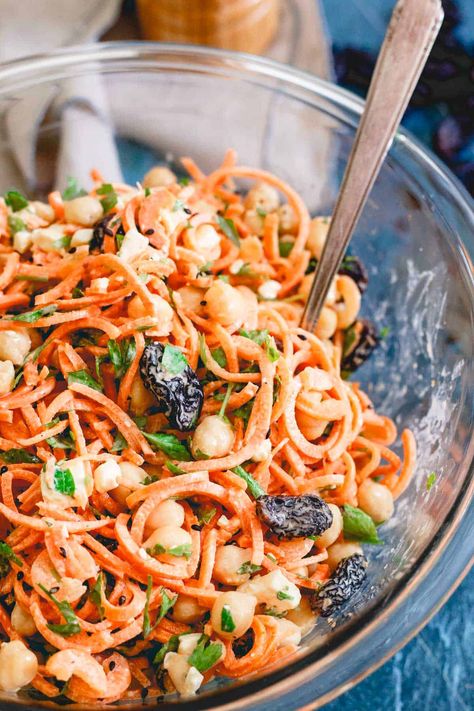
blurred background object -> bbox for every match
[137,0,280,54]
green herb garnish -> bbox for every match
[279,240,294,258]
[96,183,118,213]
[53,466,75,497]
[210,347,227,368]
[0,449,40,464]
[107,338,137,379]
[166,461,186,475]
[162,344,188,375]
[0,542,23,578]
[197,507,217,525]
[276,590,292,601]
[8,215,26,235]
[232,465,264,499]
[147,543,192,559]
[90,573,105,620]
[143,576,177,638]
[62,177,87,201]
[342,504,383,544]
[4,189,28,212]
[39,584,81,637]
[143,432,191,461]
[68,369,103,392]
[217,215,240,247]
[220,605,236,632]
[10,304,57,323]
[237,561,261,575]
[188,634,223,673]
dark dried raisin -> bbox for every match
[90,214,115,252]
[256,494,333,539]
[338,255,368,293]
[140,342,203,431]
[311,553,368,617]
[341,320,379,375]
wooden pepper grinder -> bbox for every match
[137,0,280,55]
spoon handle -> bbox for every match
[301,0,444,332]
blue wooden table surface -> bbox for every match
[323,570,474,711]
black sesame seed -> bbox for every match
[24,582,32,592]
[191,524,201,531]
[59,547,67,558]
[145,228,155,235]
[200,300,207,306]
[141,688,149,700]
[184,207,192,215]
[109,661,116,671]
[16,572,24,581]
[118,595,126,606]
[0,466,7,474]
[299,335,307,341]
[50,586,60,594]
[104,227,114,236]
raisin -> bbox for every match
[311,554,368,617]
[341,320,379,375]
[90,214,115,252]
[140,342,204,431]
[338,255,368,293]
[256,494,333,539]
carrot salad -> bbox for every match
[0,150,416,703]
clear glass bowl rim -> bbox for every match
[0,42,472,710]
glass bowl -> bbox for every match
[0,43,472,710]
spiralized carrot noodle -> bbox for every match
[0,152,416,704]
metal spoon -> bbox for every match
[301,0,444,332]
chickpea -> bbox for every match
[183,224,221,262]
[0,360,14,396]
[64,196,103,227]
[286,597,317,637]
[316,504,343,549]
[144,525,192,559]
[30,201,55,223]
[145,500,185,538]
[291,565,309,579]
[110,461,146,506]
[272,617,302,647]
[307,217,330,260]
[240,235,264,262]
[70,228,93,248]
[11,603,36,636]
[0,329,31,364]
[278,204,297,234]
[211,591,256,639]
[143,166,176,189]
[237,286,259,332]
[244,182,279,213]
[358,478,394,524]
[94,459,121,494]
[315,307,338,340]
[299,274,337,305]
[213,545,253,586]
[243,208,265,236]
[205,280,245,327]
[191,415,235,459]
[0,640,38,691]
[177,286,206,315]
[172,594,207,624]
[129,376,155,416]
[128,293,173,324]
[326,542,363,572]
